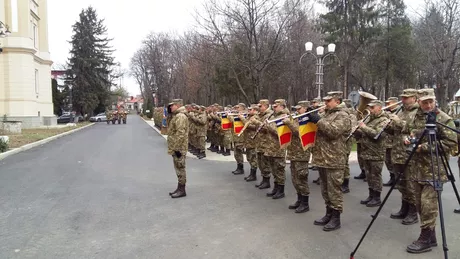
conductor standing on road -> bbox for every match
[167,99,189,199]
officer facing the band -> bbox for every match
[403,89,457,253]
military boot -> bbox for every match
[232,163,244,175]
[313,177,320,185]
[197,150,206,159]
[323,209,341,231]
[272,184,285,199]
[169,183,179,196]
[207,144,214,151]
[341,178,350,193]
[314,207,332,226]
[223,148,231,156]
[383,173,395,186]
[390,200,409,219]
[245,168,257,182]
[360,188,373,205]
[171,184,186,198]
[289,193,301,209]
[406,228,433,253]
[191,147,199,155]
[217,146,223,154]
[295,195,310,213]
[266,183,279,197]
[455,208,460,214]
[188,144,192,152]
[257,176,270,189]
[366,190,381,207]
[354,170,366,179]
[430,228,437,247]
[402,203,419,225]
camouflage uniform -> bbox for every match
[229,103,247,175]
[356,100,390,207]
[285,101,311,212]
[222,105,233,155]
[253,100,274,189]
[166,99,189,198]
[340,100,357,193]
[189,107,207,158]
[241,104,260,181]
[207,104,219,152]
[264,99,289,199]
[383,97,400,187]
[386,89,419,224]
[312,91,352,232]
[405,89,457,253]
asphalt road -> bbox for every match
[1,115,460,259]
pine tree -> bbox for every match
[65,7,116,116]
[319,0,381,96]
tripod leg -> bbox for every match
[436,142,460,209]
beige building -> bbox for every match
[0,0,55,128]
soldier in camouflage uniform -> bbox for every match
[211,106,225,154]
[283,101,311,212]
[252,99,274,189]
[312,91,352,231]
[166,99,189,199]
[383,97,400,187]
[404,89,457,253]
[264,99,289,199]
[341,99,357,193]
[355,100,390,207]
[241,104,260,181]
[208,104,219,152]
[229,103,247,175]
[385,89,419,225]
[189,105,208,159]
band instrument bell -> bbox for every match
[356,91,378,120]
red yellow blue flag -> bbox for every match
[275,119,292,148]
[233,117,244,134]
[298,114,317,150]
[221,114,232,130]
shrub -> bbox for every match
[0,138,8,153]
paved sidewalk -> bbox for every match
[143,119,358,163]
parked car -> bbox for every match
[89,113,107,122]
[57,114,84,124]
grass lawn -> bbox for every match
[0,122,91,150]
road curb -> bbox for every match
[0,123,95,161]
[143,119,357,163]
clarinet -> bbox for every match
[373,106,403,140]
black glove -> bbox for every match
[309,113,321,123]
[174,151,182,158]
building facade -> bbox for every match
[0,0,55,128]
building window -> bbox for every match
[33,23,38,49]
[35,69,39,96]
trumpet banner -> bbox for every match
[221,114,232,130]
[298,114,317,150]
[275,119,292,148]
[233,117,244,134]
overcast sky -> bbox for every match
[47,0,425,96]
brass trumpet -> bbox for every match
[266,105,326,124]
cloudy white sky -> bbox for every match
[47,0,425,96]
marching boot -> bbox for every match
[313,177,320,185]
[314,207,332,226]
[295,195,310,213]
[360,188,373,205]
[430,228,438,247]
[210,144,218,152]
[366,190,381,207]
[217,146,223,154]
[383,173,395,186]
[207,144,213,151]
[266,183,279,197]
[323,209,341,231]
[354,170,366,179]
[188,144,192,152]
[171,184,186,198]
[272,184,285,199]
[402,203,419,225]
[223,148,231,156]
[245,168,257,182]
[191,147,198,155]
[257,177,271,189]
[289,193,301,209]
[169,183,179,196]
[454,208,460,214]
[341,178,350,193]
[390,200,409,219]
[197,150,206,159]
[232,163,244,175]
[406,228,433,253]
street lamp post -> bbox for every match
[299,42,338,99]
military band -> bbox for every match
[164,87,459,254]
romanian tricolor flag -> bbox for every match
[233,117,244,134]
[298,114,318,150]
[221,114,232,130]
[275,119,292,148]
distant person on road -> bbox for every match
[167,99,189,199]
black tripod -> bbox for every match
[350,111,460,259]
